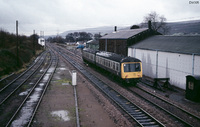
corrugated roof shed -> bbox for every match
[100,28,148,39]
[130,35,200,54]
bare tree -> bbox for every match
[142,11,170,34]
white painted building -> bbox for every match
[38,37,45,46]
[128,35,200,90]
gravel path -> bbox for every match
[33,56,120,127]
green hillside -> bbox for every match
[0,30,43,77]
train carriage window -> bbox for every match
[110,61,113,68]
[124,63,141,72]
[92,54,94,61]
[97,56,99,63]
[106,60,107,67]
[118,63,120,71]
[113,62,115,70]
[99,57,101,64]
[116,63,119,71]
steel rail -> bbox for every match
[138,83,200,120]
[0,51,46,93]
[56,49,165,127]
[0,51,48,106]
[55,44,198,126]
[131,83,198,126]
[6,49,56,127]
[0,73,14,82]
[55,46,81,127]
[27,48,58,127]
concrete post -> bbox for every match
[72,70,77,86]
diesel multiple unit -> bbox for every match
[82,48,142,84]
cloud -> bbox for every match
[0,0,199,35]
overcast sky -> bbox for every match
[0,0,200,36]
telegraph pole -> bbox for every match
[16,20,19,67]
[33,30,35,55]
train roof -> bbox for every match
[83,48,98,54]
[86,40,99,44]
[83,49,141,63]
[121,57,141,63]
[96,51,141,63]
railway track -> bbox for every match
[129,83,200,127]
[5,47,58,127]
[0,73,15,85]
[52,45,165,127]
[0,47,58,126]
[54,44,200,126]
[0,51,47,106]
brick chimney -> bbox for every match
[114,26,117,32]
[148,20,152,30]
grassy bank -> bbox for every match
[0,30,44,77]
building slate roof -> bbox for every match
[130,35,200,54]
[100,28,149,39]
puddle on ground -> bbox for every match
[59,67,67,71]
[48,67,55,73]
[56,71,61,74]
[29,82,34,85]
[39,83,45,86]
[43,74,50,81]
[62,82,70,85]
[11,84,44,126]
[19,89,31,96]
[54,76,61,80]
[35,87,42,91]
[51,110,70,121]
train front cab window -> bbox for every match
[124,63,141,72]
[121,62,142,79]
